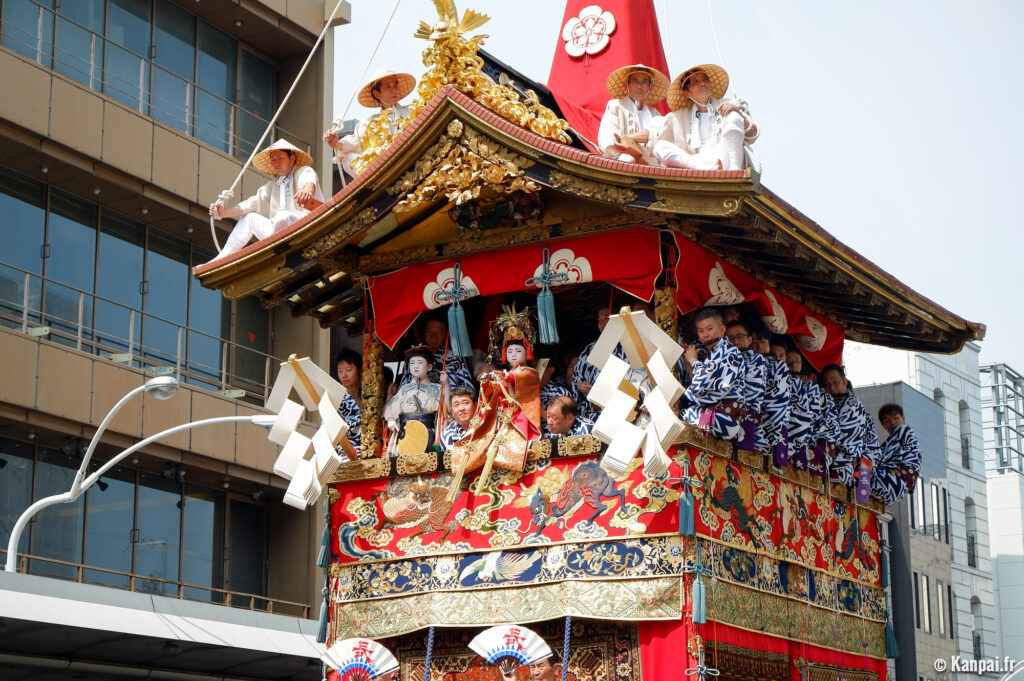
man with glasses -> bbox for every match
[724,319,765,451]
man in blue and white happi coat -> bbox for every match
[725,319,766,451]
[821,364,880,487]
[439,386,477,450]
[400,318,474,390]
[682,308,745,441]
[871,403,922,505]
[758,337,791,467]
[784,349,818,471]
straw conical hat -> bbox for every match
[358,68,416,108]
[605,64,669,105]
[252,139,313,175]
[666,64,730,111]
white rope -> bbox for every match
[340,0,403,124]
[209,0,348,252]
[660,0,673,73]
[706,0,727,73]
[332,0,403,190]
[704,0,759,175]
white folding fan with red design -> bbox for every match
[469,624,552,672]
[322,638,399,681]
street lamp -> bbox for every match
[3,378,278,573]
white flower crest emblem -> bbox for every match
[561,5,616,57]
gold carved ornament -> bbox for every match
[351,0,570,176]
[360,330,385,458]
[393,125,541,214]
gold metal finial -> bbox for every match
[352,2,569,175]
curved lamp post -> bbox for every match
[4,376,277,573]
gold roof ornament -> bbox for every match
[352,1,571,175]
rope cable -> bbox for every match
[209,0,348,251]
[660,0,673,73]
[339,0,403,124]
[706,0,727,79]
[331,0,403,190]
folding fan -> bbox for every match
[322,638,399,681]
[469,625,552,671]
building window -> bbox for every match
[931,483,941,541]
[0,0,280,158]
[959,400,972,470]
[920,573,932,633]
[0,165,268,399]
[965,497,979,568]
[911,482,926,532]
[913,571,921,629]
[971,596,983,659]
[937,579,946,637]
[942,487,950,543]
[948,584,955,639]
[0,434,272,610]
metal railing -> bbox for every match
[0,549,310,618]
[0,262,281,402]
[0,4,311,157]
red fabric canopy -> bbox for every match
[638,620,887,681]
[672,234,845,369]
[367,229,663,349]
[546,0,670,151]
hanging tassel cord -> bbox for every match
[424,626,436,681]
[434,333,451,446]
[208,0,349,251]
[436,263,476,358]
[525,248,568,345]
[315,495,332,644]
[676,456,702,536]
[683,646,719,681]
[561,616,571,681]
[682,542,713,624]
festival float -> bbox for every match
[194,2,984,681]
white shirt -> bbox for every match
[235,165,322,218]
[597,97,657,156]
[337,103,411,176]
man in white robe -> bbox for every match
[596,64,668,164]
[207,139,323,262]
[323,69,415,177]
[651,64,758,171]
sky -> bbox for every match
[330,1,1024,368]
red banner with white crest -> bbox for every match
[672,234,845,369]
[546,0,670,151]
[367,228,663,349]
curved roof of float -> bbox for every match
[194,85,984,354]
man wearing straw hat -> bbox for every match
[597,64,669,164]
[206,138,323,261]
[651,64,758,171]
[323,69,416,177]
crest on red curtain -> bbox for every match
[368,229,662,349]
[561,5,616,57]
[547,0,670,150]
[423,267,479,309]
[672,234,845,369]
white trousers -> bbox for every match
[215,210,304,260]
[653,111,747,171]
